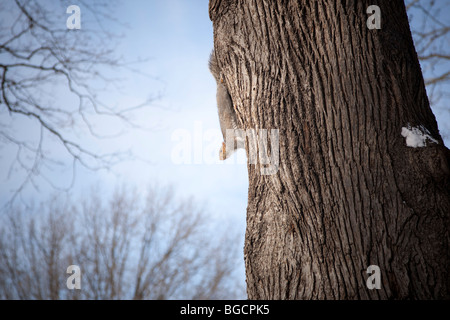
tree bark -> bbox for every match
[210,0,450,299]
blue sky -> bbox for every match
[0,0,249,284]
[97,0,250,216]
[0,0,249,220]
[0,0,449,294]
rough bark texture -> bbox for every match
[210,0,450,299]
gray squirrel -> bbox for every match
[209,50,244,160]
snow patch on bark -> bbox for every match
[401,125,438,148]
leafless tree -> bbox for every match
[0,0,153,204]
[0,185,244,300]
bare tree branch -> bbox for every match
[0,0,155,206]
[407,0,450,100]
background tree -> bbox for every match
[210,0,450,299]
[406,0,450,140]
[0,184,244,299]
[0,0,152,204]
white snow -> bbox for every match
[401,125,438,148]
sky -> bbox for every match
[0,0,249,288]
[0,0,449,295]
[95,0,250,219]
[1,0,448,213]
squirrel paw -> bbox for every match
[219,142,226,160]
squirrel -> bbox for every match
[209,50,244,160]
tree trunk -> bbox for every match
[210,0,450,299]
